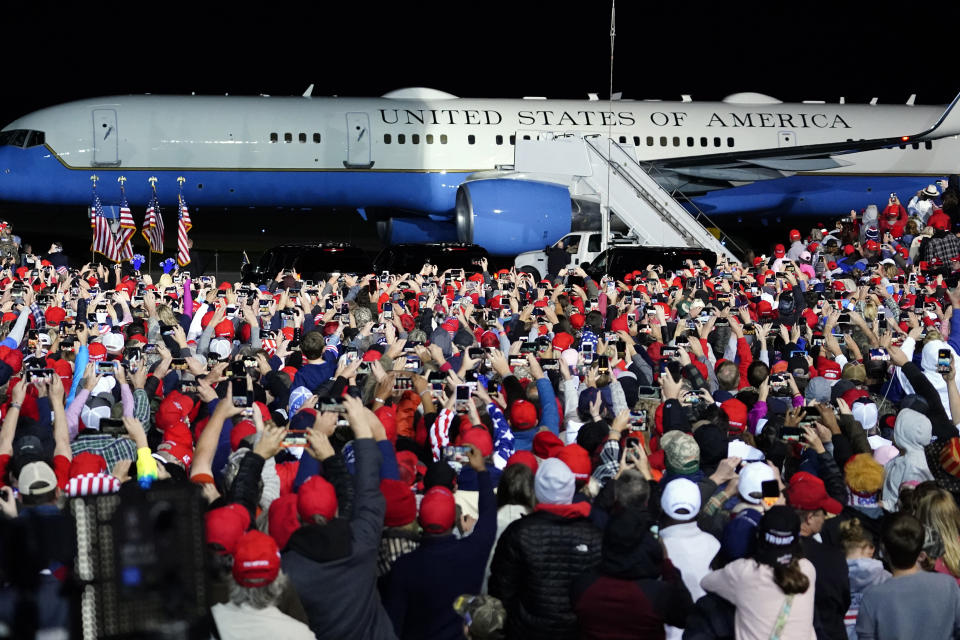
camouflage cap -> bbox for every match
[452,594,505,640]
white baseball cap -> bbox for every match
[738,461,776,504]
[660,478,701,521]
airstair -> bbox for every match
[512,133,740,261]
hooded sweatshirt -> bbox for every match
[897,339,960,421]
[845,557,890,639]
[881,408,933,511]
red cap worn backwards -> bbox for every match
[418,486,456,534]
[232,530,281,587]
[457,425,494,458]
[205,503,251,556]
[298,475,338,522]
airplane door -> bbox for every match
[92,109,119,165]
[778,130,797,147]
[344,112,374,169]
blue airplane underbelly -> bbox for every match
[692,174,942,216]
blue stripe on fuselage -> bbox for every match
[0,144,947,220]
[0,145,463,212]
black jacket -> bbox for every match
[489,505,602,640]
[382,470,497,639]
[282,438,396,640]
[801,536,850,640]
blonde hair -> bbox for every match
[916,488,960,577]
[838,517,874,557]
[862,301,878,324]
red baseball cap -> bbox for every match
[298,476,338,522]
[789,229,801,242]
[380,478,417,527]
[457,426,494,458]
[556,444,591,480]
[232,530,281,587]
[205,503,251,555]
[785,471,842,514]
[506,450,539,474]
[532,430,565,459]
[230,420,257,451]
[418,486,456,534]
[509,399,538,430]
[267,494,300,551]
[774,244,786,258]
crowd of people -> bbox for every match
[0,180,960,639]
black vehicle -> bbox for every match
[584,246,717,279]
[240,243,373,284]
[372,243,490,275]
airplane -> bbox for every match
[0,86,958,255]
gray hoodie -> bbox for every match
[881,408,933,511]
[846,557,890,640]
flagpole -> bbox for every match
[147,176,157,278]
[90,174,98,265]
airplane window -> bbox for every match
[412,134,420,144]
[509,135,516,145]
[646,136,654,146]
[495,135,503,145]
[700,137,707,147]
[284,133,292,143]
[727,137,734,147]
[522,135,531,140]
[672,137,680,147]
[298,133,306,143]
[713,137,721,147]
[441,134,448,144]
[398,134,406,144]
[468,135,476,145]
[618,136,627,143]
[384,134,391,144]
[313,133,321,143]
[925,141,933,150]
[426,134,434,144]
[659,136,667,146]
[633,136,641,146]
[911,142,920,150]
[686,137,694,147]
[269,132,278,143]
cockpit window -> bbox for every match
[0,129,45,148]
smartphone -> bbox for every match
[382,302,393,319]
[468,347,485,359]
[455,384,470,409]
[97,361,116,375]
[780,426,803,442]
[393,376,413,392]
[540,358,559,371]
[869,348,890,361]
[281,430,308,448]
[629,410,647,427]
[442,445,471,464]
[99,418,126,437]
[231,378,250,407]
[25,368,53,383]
[596,355,610,375]
[761,479,780,507]
[143,343,159,354]
[938,348,953,373]
[171,358,187,371]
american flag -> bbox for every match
[142,191,164,253]
[90,190,117,260]
[177,192,192,267]
[116,189,136,261]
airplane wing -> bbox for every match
[648,91,960,190]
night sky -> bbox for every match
[1,4,957,126]
[0,4,956,266]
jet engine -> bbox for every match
[455,179,571,255]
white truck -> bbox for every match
[513,230,634,281]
